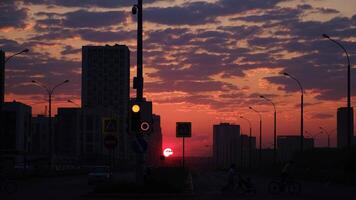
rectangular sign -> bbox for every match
[176,122,192,138]
[102,118,118,135]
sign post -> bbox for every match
[176,122,192,168]
[102,118,118,170]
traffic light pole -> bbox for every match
[182,137,185,168]
[132,0,146,186]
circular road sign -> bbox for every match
[140,121,150,132]
[104,134,118,149]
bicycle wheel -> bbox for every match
[268,181,281,195]
[287,181,301,196]
[4,181,18,194]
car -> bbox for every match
[88,166,112,185]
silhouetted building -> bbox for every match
[1,101,31,167]
[277,135,314,162]
[240,134,256,167]
[337,107,354,148]
[54,108,82,164]
[146,114,162,166]
[0,50,4,107]
[213,123,240,169]
[31,115,50,154]
[82,44,130,161]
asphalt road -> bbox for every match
[2,171,356,200]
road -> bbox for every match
[2,171,356,200]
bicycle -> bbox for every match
[222,176,257,196]
[0,179,18,194]
[268,177,301,195]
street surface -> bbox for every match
[2,171,356,200]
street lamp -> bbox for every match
[249,106,262,163]
[322,34,352,149]
[281,72,304,152]
[67,99,80,108]
[319,127,330,148]
[5,49,29,64]
[2,49,29,103]
[260,95,277,164]
[2,49,29,171]
[240,116,252,168]
[31,79,69,168]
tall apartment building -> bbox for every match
[31,114,50,154]
[2,101,32,169]
[0,50,4,107]
[146,114,162,166]
[213,123,240,169]
[337,107,354,148]
[82,44,130,161]
[54,108,82,164]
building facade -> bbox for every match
[31,115,50,154]
[54,108,82,164]
[82,44,130,161]
[1,101,32,169]
[213,123,240,169]
[0,50,4,108]
[146,114,162,166]
[277,135,314,162]
[337,107,354,148]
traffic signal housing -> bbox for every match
[129,99,152,135]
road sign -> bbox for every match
[176,122,192,138]
[102,118,118,135]
[104,134,118,149]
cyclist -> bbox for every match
[222,163,237,191]
[281,160,294,183]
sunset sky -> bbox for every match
[1,0,356,156]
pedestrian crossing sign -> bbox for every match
[102,118,118,134]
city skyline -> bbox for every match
[1,0,356,156]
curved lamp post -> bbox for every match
[322,34,352,148]
[31,79,69,168]
[249,106,262,162]
[2,49,29,103]
[281,72,304,152]
[260,95,277,164]
[2,49,29,171]
[5,49,29,64]
[240,116,252,168]
[67,99,80,108]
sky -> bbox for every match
[1,0,356,157]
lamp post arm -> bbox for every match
[50,80,69,95]
[328,38,350,67]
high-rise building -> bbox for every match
[31,114,50,154]
[146,114,162,166]
[0,50,4,107]
[54,108,82,164]
[213,123,240,169]
[1,101,32,169]
[82,44,130,161]
[337,107,354,148]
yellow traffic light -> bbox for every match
[132,104,140,113]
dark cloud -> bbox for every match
[311,113,334,119]
[61,45,81,55]
[63,10,126,28]
[34,10,126,29]
[0,1,28,29]
[23,0,167,8]
[145,0,280,25]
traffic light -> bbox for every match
[130,102,141,133]
[130,99,152,135]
